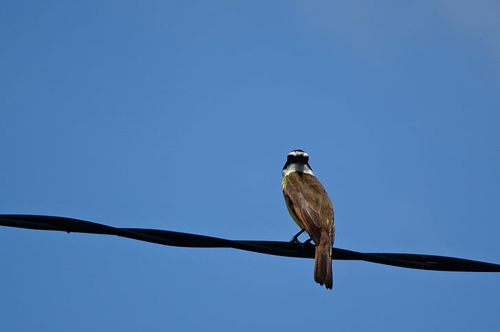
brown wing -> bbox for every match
[283,172,334,243]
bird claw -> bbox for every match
[290,229,305,243]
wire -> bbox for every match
[1,214,499,272]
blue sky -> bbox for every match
[1,1,500,331]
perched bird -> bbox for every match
[281,150,335,289]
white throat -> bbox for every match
[282,163,314,177]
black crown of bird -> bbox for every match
[282,149,335,289]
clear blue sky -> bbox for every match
[2,1,500,331]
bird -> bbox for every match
[281,149,335,289]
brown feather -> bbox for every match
[283,172,335,289]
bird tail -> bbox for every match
[314,232,333,289]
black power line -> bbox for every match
[1,214,499,272]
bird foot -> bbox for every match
[290,229,305,243]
